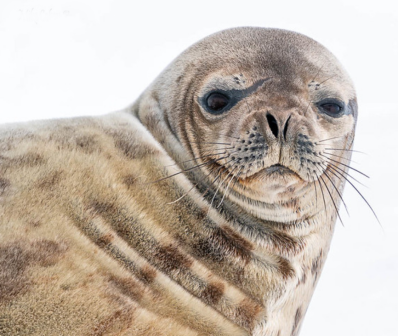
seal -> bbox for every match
[0,27,357,336]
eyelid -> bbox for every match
[317,98,344,107]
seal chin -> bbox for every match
[231,163,310,206]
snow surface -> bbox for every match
[1,1,397,335]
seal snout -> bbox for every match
[264,111,293,142]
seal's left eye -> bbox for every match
[205,92,230,114]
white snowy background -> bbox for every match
[0,1,397,335]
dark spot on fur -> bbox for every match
[154,244,193,272]
[142,113,161,134]
[138,265,157,284]
[37,170,63,189]
[0,153,45,169]
[297,271,307,287]
[28,220,41,228]
[107,129,159,160]
[0,245,29,301]
[97,233,114,248]
[201,282,225,305]
[222,226,253,251]
[236,298,263,330]
[291,306,303,336]
[19,153,46,166]
[311,250,323,284]
[193,238,224,262]
[212,227,252,263]
[0,178,10,195]
[32,240,68,266]
[114,138,137,159]
[0,240,67,302]
[287,186,295,193]
[89,308,134,336]
[108,276,144,302]
[278,257,295,279]
[74,135,99,154]
[91,200,117,215]
[192,227,252,265]
[60,283,71,291]
[123,175,137,188]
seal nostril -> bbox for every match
[266,112,279,138]
[283,115,291,141]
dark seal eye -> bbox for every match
[317,99,345,118]
[205,92,230,114]
[321,103,341,114]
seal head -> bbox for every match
[134,27,357,223]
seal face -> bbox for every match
[0,27,357,336]
[139,27,356,224]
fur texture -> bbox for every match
[0,27,356,335]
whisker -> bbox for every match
[316,136,344,143]
[317,177,328,218]
[323,169,349,216]
[217,166,240,208]
[223,170,243,204]
[201,147,234,155]
[191,142,231,146]
[311,63,325,82]
[323,162,380,225]
[321,158,367,187]
[318,75,337,85]
[323,147,365,154]
[318,161,381,226]
[217,133,240,140]
[319,174,344,225]
[341,175,380,224]
[208,160,234,209]
[324,152,357,163]
[320,154,369,178]
[199,160,232,205]
[164,151,228,168]
[308,171,318,208]
[147,156,228,184]
[304,100,313,117]
[313,173,318,207]
[166,167,214,205]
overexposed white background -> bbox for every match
[1,1,397,335]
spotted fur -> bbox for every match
[0,28,357,335]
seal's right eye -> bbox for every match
[317,98,345,118]
[205,92,230,114]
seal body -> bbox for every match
[0,28,357,336]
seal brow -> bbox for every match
[224,77,272,99]
[198,77,272,111]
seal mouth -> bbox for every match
[236,163,302,186]
[264,164,296,175]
